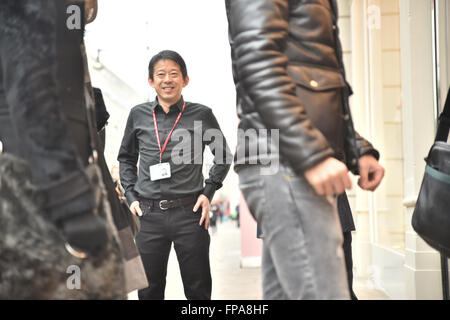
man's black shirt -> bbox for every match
[118,97,231,204]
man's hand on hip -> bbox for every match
[193,194,210,230]
[130,201,143,217]
[357,155,385,191]
[304,157,352,196]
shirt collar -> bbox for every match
[150,96,185,113]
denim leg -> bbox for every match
[282,175,349,299]
[262,242,288,300]
[239,164,350,300]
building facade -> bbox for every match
[337,0,450,299]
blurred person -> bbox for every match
[118,50,231,300]
[225,199,231,218]
[216,198,224,223]
[93,87,110,153]
[234,204,240,228]
[220,198,229,221]
[0,0,126,298]
[111,164,126,200]
[226,0,384,299]
[210,200,219,234]
[111,164,121,184]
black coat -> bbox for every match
[0,0,130,235]
[0,0,128,299]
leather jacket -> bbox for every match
[226,0,378,175]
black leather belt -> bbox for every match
[141,195,198,211]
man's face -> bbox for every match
[148,59,189,106]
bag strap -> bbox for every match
[435,87,450,142]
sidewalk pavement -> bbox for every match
[128,220,389,300]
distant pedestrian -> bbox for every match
[210,200,219,234]
[235,204,240,228]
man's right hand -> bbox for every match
[304,157,352,196]
[130,201,143,217]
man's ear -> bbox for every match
[148,77,155,88]
[183,76,190,87]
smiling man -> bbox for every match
[118,50,231,300]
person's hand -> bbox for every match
[193,195,210,230]
[304,157,352,196]
[357,155,385,191]
[130,201,143,217]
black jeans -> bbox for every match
[136,199,211,300]
[342,231,358,300]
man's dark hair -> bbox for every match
[148,50,188,80]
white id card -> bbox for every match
[149,162,171,181]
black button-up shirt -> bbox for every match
[118,97,231,204]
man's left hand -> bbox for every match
[358,155,385,191]
[193,194,210,230]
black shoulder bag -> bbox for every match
[412,87,450,299]
[412,87,450,256]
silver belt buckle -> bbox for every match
[159,200,169,211]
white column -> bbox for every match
[349,0,373,278]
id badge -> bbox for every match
[149,162,171,181]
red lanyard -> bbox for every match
[153,102,186,163]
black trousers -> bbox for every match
[342,231,358,300]
[136,199,211,300]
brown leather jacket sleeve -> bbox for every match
[355,131,380,161]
